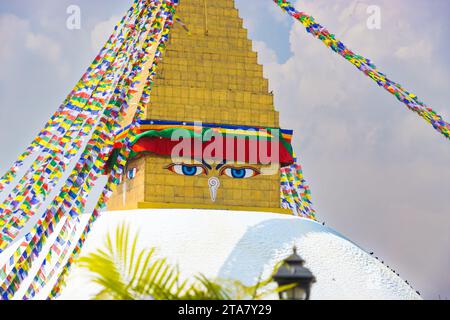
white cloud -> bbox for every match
[0,13,67,80]
[91,15,120,53]
[25,32,62,63]
[395,39,433,62]
[253,40,278,71]
[0,14,29,61]
[259,0,447,148]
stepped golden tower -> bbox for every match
[108,0,292,213]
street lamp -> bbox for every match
[273,247,316,300]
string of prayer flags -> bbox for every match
[23,217,80,300]
[0,0,146,248]
[48,0,179,299]
[1,2,153,296]
[0,0,142,193]
[280,157,316,220]
[274,0,450,140]
[0,0,179,299]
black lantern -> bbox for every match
[273,248,316,300]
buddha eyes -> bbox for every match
[219,166,260,179]
[166,164,207,176]
[166,163,260,179]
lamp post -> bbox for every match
[273,248,316,300]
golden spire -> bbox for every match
[108,0,288,214]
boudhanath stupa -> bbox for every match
[0,0,432,300]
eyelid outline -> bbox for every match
[218,165,261,177]
[165,163,209,176]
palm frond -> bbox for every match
[77,222,286,301]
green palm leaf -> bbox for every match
[77,222,289,300]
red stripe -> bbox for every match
[131,137,294,165]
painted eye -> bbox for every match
[220,167,260,179]
[127,168,137,180]
[166,164,207,176]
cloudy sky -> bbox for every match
[0,0,449,299]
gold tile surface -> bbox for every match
[108,0,284,212]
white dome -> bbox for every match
[39,209,418,300]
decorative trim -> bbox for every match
[135,202,293,215]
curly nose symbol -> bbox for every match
[208,177,220,202]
